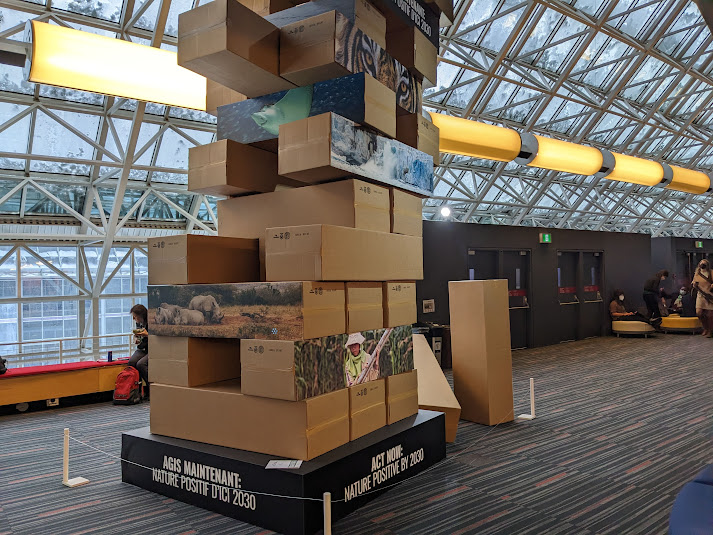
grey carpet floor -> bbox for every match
[2,333,711,534]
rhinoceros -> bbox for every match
[188,295,224,324]
[177,308,206,326]
[154,306,177,325]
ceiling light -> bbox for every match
[524,135,604,176]
[25,21,207,110]
[428,113,521,162]
[606,152,664,187]
[666,165,711,194]
[440,206,451,217]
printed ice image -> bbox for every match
[329,114,433,195]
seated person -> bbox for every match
[670,286,697,317]
[609,290,662,326]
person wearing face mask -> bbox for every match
[692,260,713,336]
[670,286,696,317]
[609,289,660,324]
[643,270,670,320]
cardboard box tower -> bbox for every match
[146,0,448,462]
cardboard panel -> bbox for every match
[148,336,241,387]
[240,325,413,400]
[147,281,345,340]
[265,224,423,281]
[267,0,387,47]
[278,113,433,196]
[147,235,259,285]
[346,282,384,332]
[206,80,246,116]
[177,0,295,97]
[217,179,390,279]
[383,281,417,327]
[386,26,438,86]
[237,0,304,17]
[150,380,349,460]
[390,187,423,237]
[448,280,513,426]
[386,369,418,424]
[188,139,301,197]
[349,379,386,441]
[425,0,454,25]
[217,73,396,147]
[396,113,440,164]
[279,12,421,114]
[413,333,460,442]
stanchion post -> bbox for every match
[62,428,90,488]
[323,492,332,535]
[517,378,536,420]
[63,428,69,484]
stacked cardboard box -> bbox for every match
[148,0,448,461]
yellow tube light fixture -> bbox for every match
[666,165,711,195]
[25,21,207,110]
[605,152,664,187]
[428,113,521,162]
[519,134,604,176]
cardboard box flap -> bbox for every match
[384,282,417,303]
[352,179,390,210]
[178,0,229,37]
[302,281,346,310]
[306,413,350,458]
[362,73,396,138]
[241,339,296,371]
[387,369,418,395]
[391,188,423,216]
[349,379,385,412]
[346,282,383,306]
[280,11,338,71]
[305,388,350,429]
[266,225,323,254]
[149,336,189,361]
[413,334,460,412]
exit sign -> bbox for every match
[696,241,704,249]
[539,232,552,244]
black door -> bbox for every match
[557,251,579,342]
[467,248,499,280]
[503,250,531,349]
[580,252,604,338]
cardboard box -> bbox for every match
[346,282,384,332]
[218,179,391,279]
[188,139,301,197]
[279,12,421,114]
[150,380,349,460]
[425,0,454,25]
[386,26,438,86]
[413,333,460,442]
[374,0,439,48]
[278,113,433,196]
[383,281,417,327]
[148,281,345,340]
[265,224,423,281]
[396,113,440,163]
[238,0,303,17]
[217,73,396,147]
[386,369,418,424]
[267,0,386,48]
[448,280,513,426]
[147,235,259,285]
[240,325,413,400]
[148,335,240,387]
[390,187,423,237]
[349,379,386,440]
[177,0,295,97]
[206,80,246,116]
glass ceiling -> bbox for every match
[0,0,712,240]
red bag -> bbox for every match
[113,367,142,405]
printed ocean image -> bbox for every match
[147,282,306,340]
[217,74,368,145]
[292,325,414,400]
[329,114,433,196]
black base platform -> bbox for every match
[121,410,446,535]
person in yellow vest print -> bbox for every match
[344,333,380,385]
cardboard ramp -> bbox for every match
[413,334,460,442]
